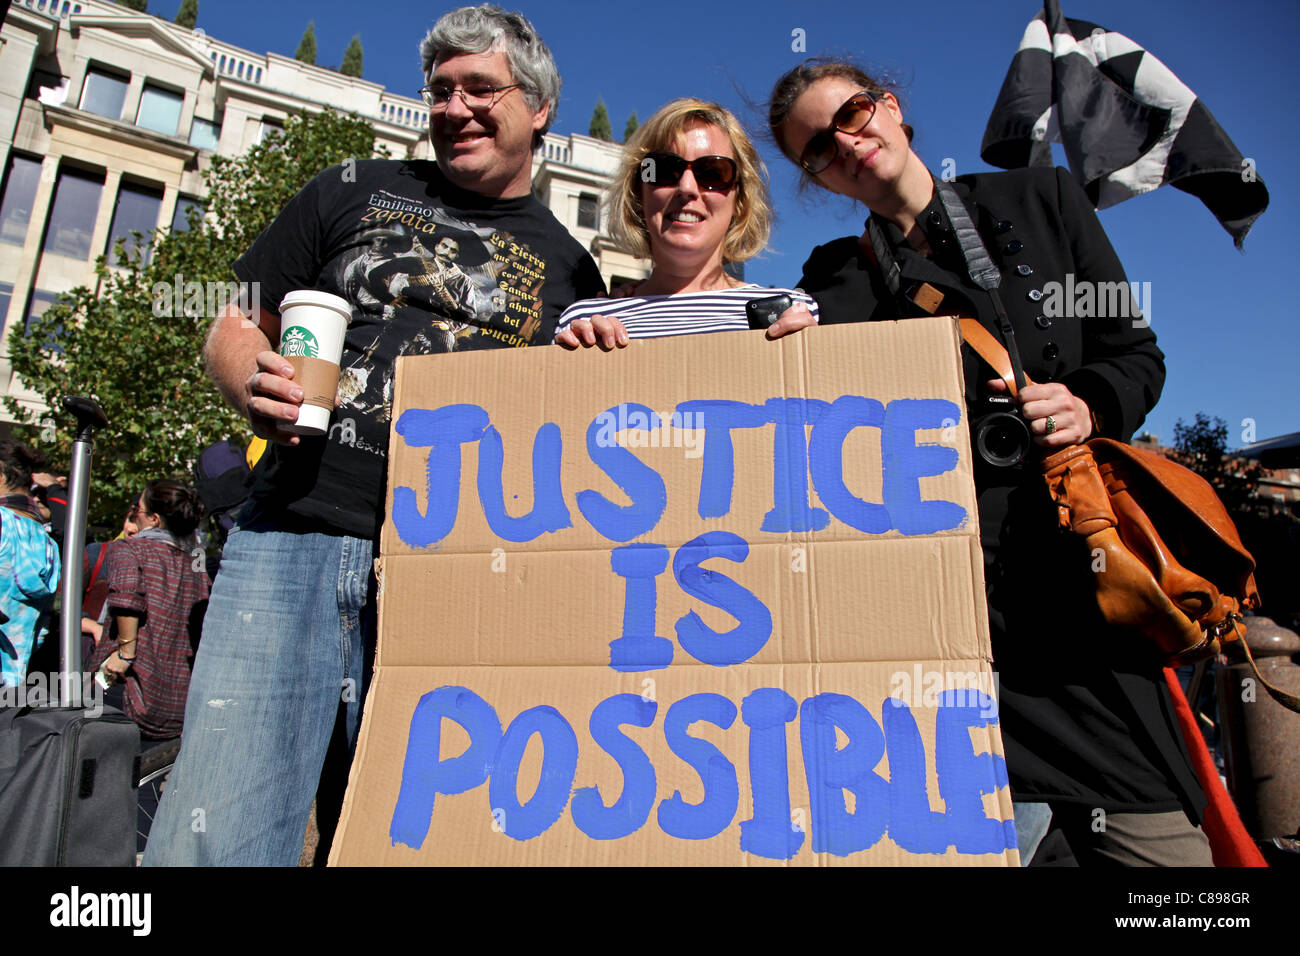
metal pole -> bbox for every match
[58,436,92,695]
[56,397,107,706]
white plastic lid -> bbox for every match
[279,290,351,318]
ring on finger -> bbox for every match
[1045,416,1057,435]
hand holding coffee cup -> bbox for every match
[276,291,350,437]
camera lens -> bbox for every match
[976,411,1031,468]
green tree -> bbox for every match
[5,110,383,529]
[174,0,198,28]
[623,111,639,142]
[294,22,317,65]
[340,35,364,78]
[589,99,613,141]
[116,0,148,11]
[1171,412,1261,515]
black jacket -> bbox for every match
[800,166,1203,818]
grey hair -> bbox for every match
[419,5,561,147]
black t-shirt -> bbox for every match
[233,160,606,539]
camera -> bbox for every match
[970,391,1032,468]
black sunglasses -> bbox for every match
[798,91,881,174]
[642,152,739,193]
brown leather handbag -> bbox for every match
[1039,438,1258,665]
[961,319,1262,668]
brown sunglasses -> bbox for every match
[798,91,881,174]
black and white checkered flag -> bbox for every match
[981,0,1267,248]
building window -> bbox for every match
[0,283,12,329]
[257,117,284,145]
[25,289,61,344]
[0,155,43,246]
[137,84,184,137]
[578,193,599,231]
[43,167,104,260]
[189,117,221,151]
[79,67,129,121]
[106,182,163,266]
[171,195,202,233]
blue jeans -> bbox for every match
[142,523,374,866]
[1013,801,1053,865]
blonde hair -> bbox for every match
[607,98,771,264]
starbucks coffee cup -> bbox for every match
[278,290,350,436]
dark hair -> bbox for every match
[768,58,913,188]
[142,478,205,537]
[0,439,47,493]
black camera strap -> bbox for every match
[864,179,1028,392]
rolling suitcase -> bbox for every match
[0,397,139,866]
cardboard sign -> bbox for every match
[330,316,1019,865]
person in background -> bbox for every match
[88,480,210,742]
[29,470,68,543]
[0,440,60,687]
[81,493,143,661]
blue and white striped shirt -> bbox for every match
[554,284,818,341]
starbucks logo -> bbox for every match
[282,326,319,358]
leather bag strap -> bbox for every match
[959,317,1034,398]
[1230,620,1300,713]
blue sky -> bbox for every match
[167,0,1297,447]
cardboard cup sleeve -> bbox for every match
[286,355,341,411]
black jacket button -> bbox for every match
[1043,342,1059,360]
[1016,263,1034,276]
[1004,239,1023,254]
[1027,289,1043,301]
[1034,314,1051,329]
[995,219,1013,233]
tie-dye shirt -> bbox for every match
[0,504,61,687]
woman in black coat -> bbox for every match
[768,58,1209,866]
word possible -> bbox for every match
[49,886,151,936]
[390,688,1014,860]
[391,396,965,547]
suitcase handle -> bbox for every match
[58,397,109,689]
[63,396,108,442]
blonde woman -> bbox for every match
[556,98,817,348]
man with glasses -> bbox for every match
[144,4,605,866]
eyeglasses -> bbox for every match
[419,83,522,112]
[641,152,739,193]
[798,91,881,174]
